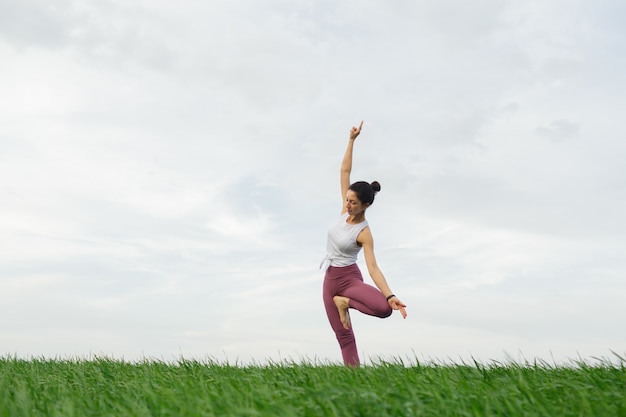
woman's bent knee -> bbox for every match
[379,305,393,318]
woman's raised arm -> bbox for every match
[340,121,363,213]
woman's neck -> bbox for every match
[347,213,366,224]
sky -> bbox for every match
[1,0,625,365]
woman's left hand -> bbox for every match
[388,297,407,318]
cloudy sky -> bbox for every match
[1,0,624,365]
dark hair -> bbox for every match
[349,181,381,206]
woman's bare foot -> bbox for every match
[333,295,351,330]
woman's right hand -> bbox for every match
[349,121,364,140]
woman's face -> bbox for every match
[345,190,368,216]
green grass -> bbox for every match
[1,355,625,416]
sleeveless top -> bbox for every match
[320,213,369,271]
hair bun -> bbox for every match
[371,181,381,193]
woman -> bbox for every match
[321,121,407,367]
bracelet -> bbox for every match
[386,294,396,301]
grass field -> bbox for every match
[1,355,625,416]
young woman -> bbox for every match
[321,121,407,367]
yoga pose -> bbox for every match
[321,121,407,367]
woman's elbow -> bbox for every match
[366,265,380,278]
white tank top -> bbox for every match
[320,213,369,270]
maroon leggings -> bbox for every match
[323,263,392,366]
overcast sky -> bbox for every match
[1,0,625,365]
